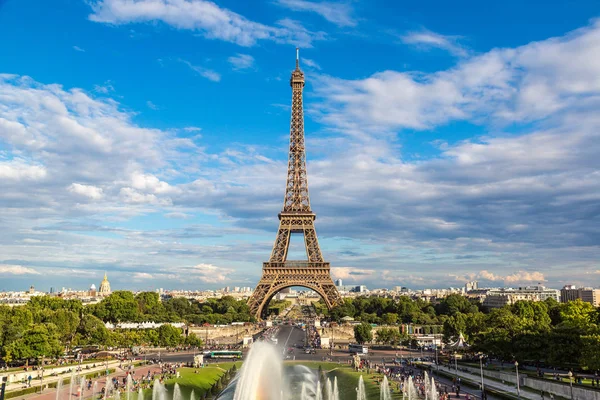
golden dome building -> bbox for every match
[98,273,111,296]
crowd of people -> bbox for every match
[98,362,183,399]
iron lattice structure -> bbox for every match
[247,50,343,319]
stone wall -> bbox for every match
[189,324,262,344]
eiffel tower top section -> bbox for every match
[282,48,312,216]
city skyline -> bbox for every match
[1,0,600,291]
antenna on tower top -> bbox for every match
[296,47,300,69]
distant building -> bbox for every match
[561,285,600,307]
[465,281,478,292]
[335,279,343,287]
[89,284,97,297]
[483,285,559,309]
[29,285,35,294]
[98,273,111,296]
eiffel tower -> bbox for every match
[247,49,343,319]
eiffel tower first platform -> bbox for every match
[247,49,343,319]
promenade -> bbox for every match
[8,363,163,400]
[433,364,540,400]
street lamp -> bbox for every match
[515,361,520,399]
[567,371,573,400]
[479,355,485,396]
[454,352,458,378]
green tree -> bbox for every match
[354,322,373,344]
[382,313,398,325]
[157,324,183,346]
[76,314,110,345]
[185,333,203,347]
[48,309,80,347]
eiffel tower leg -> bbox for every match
[248,268,343,320]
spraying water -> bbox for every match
[127,375,133,400]
[315,384,323,400]
[92,381,98,400]
[430,376,439,400]
[332,377,339,400]
[232,342,284,400]
[69,371,75,399]
[55,377,63,400]
[325,379,332,400]
[356,376,366,400]
[152,380,167,400]
[380,376,391,400]
[105,377,113,400]
[173,383,183,400]
[190,389,195,400]
[138,387,144,400]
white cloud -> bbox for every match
[477,270,546,284]
[400,29,468,57]
[88,0,325,47]
[0,264,41,275]
[133,272,153,279]
[227,53,255,71]
[68,183,104,200]
[164,212,192,219]
[302,57,321,70]
[146,101,159,110]
[119,187,172,205]
[0,160,47,181]
[73,46,85,52]
[94,81,115,94]
[274,0,356,27]
[179,59,221,82]
[183,126,201,132]
[130,171,174,194]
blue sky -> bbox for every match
[0,0,599,292]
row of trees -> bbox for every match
[0,292,250,363]
[86,291,255,324]
[329,295,600,370]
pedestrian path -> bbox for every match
[13,364,162,400]
[435,364,540,400]
[4,361,123,393]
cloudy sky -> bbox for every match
[0,0,599,292]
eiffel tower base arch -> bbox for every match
[248,263,343,320]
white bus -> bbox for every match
[349,343,368,354]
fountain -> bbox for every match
[126,375,133,400]
[325,379,332,400]
[92,381,98,400]
[190,389,195,400]
[69,371,75,399]
[105,376,113,400]
[315,384,323,400]
[356,375,367,400]
[138,387,144,400]
[429,376,439,400]
[79,378,84,400]
[332,377,339,400]
[173,383,183,400]
[114,389,120,400]
[380,376,391,400]
[403,376,418,400]
[152,379,167,400]
[55,377,63,400]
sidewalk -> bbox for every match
[13,364,163,400]
[4,361,122,393]
[435,364,539,400]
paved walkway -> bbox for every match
[435,364,539,400]
[4,362,123,393]
[10,364,163,400]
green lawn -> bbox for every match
[162,364,242,398]
[139,361,400,400]
[286,361,403,400]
